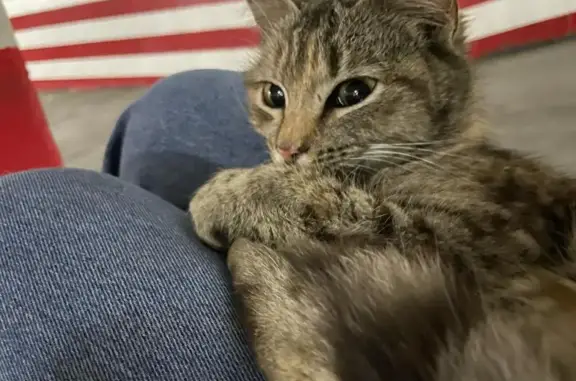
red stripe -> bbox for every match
[33,77,161,90]
[21,28,260,61]
[27,12,576,90]
[10,0,239,30]
[11,0,484,31]
[21,13,575,63]
[458,0,491,7]
[0,48,62,172]
[470,13,575,58]
[570,12,576,30]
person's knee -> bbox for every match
[125,69,253,140]
[118,69,250,142]
[0,168,153,211]
[103,69,267,208]
[0,167,183,225]
[0,168,116,195]
[143,69,246,110]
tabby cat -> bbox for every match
[189,0,576,379]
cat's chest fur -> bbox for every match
[358,142,576,281]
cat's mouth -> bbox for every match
[270,148,314,166]
[271,145,365,168]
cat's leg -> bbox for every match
[190,165,376,250]
[227,238,487,381]
[227,238,339,381]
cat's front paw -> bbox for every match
[189,211,227,250]
[189,194,226,250]
[189,168,247,250]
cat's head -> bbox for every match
[244,0,475,168]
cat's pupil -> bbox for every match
[332,79,374,108]
[264,84,285,109]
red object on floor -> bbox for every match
[0,46,62,174]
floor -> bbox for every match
[39,87,147,170]
[476,39,576,173]
[39,38,576,172]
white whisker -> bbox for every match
[360,151,478,185]
[385,145,470,160]
[369,139,453,148]
[340,162,381,172]
[362,149,444,170]
[348,155,402,169]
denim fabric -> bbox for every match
[104,69,269,209]
[0,70,268,380]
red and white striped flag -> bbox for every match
[4,0,576,89]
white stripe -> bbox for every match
[26,48,257,80]
[15,1,255,49]
[3,0,102,18]
[464,0,576,40]
[12,0,576,51]
[15,0,576,82]
[0,2,17,48]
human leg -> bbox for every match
[103,69,269,209]
[0,168,263,381]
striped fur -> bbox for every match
[189,0,576,379]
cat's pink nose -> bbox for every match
[277,144,301,161]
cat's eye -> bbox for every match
[262,83,286,109]
[328,78,376,108]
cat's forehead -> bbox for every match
[253,1,415,86]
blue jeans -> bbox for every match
[0,70,268,380]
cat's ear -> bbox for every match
[397,0,462,45]
[433,0,460,38]
[247,0,300,32]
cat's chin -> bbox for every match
[295,153,312,167]
[270,151,314,167]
